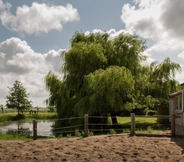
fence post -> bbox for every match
[131,113,135,136]
[84,114,88,137]
[171,113,175,137]
[33,120,37,140]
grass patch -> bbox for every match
[0,131,31,140]
[117,116,170,133]
[25,112,57,120]
[0,112,57,123]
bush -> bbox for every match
[146,110,156,116]
[58,134,63,138]
[66,133,72,138]
[81,130,94,137]
[13,114,25,120]
[75,129,82,137]
[109,129,116,134]
[122,129,130,133]
[147,126,153,133]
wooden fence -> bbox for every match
[130,113,175,137]
[32,113,176,140]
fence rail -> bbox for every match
[1,113,176,140]
[130,113,176,137]
[30,113,176,140]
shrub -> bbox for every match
[109,129,116,134]
[146,110,156,116]
[66,133,72,138]
[88,130,94,136]
[147,126,153,133]
[58,134,63,138]
[75,129,81,137]
[81,130,94,137]
[122,129,130,133]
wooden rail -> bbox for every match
[130,113,176,137]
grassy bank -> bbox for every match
[0,112,57,122]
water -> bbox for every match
[0,120,54,137]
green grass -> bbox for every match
[25,112,57,120]
[0,112,57,122]
[0,132,54,140]
[0,131,32,140]
[117,116,170,133]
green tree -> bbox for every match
[0,104,4,113]
[76,66,135,124]
[6,80,32,115]
[45,32,147,126]
[146,58,181,115]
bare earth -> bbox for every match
[0,135,184,162]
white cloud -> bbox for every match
[121,0,184,83]
[121,0,184,50]
[0,37,64,106]
[0,0,11,11]
[0,2,80,35]
[160,0,184,39]
[85,28,132,40]
[121,0,167,41]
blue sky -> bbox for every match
[0,0,131,53]
[0,0,184,107]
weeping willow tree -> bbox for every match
[45,32,147,127]
[74,66,135,125]
[147,58,181,115]
[45,31,182,130]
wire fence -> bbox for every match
[134,115,172,136]
[0,113,175,139]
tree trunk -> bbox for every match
[111,112,118,128]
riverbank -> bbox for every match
[0,112,57,122]
[0,134,184,162]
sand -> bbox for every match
[0,135,184,162]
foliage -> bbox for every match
[66,133,72,138]
[0,112,57,122]
[45,31,181,129]
[58,134,63,138]
[75,66,135,115]
[45,32,147,123]
[75,129,82,137]
[122,129,130,133]
[109,129,116,134]
[6,80,32,115]
[147,126,153,133]
[145,58,181,115]
[146,110,157,116]
[0,131,32,140]
[47,106,55,112]
[0,104,4,113]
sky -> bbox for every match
[0,0,184,107]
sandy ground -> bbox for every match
[0,135,184,162]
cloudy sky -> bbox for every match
[0,0,184,107]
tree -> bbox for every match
[45,32,147,127]
[0,104,4,113]
[76,66,135,124]
[6,80,32,115]
[146,58,181,115]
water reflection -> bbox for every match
[0,120,54,137]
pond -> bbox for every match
[0,120,55,137]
